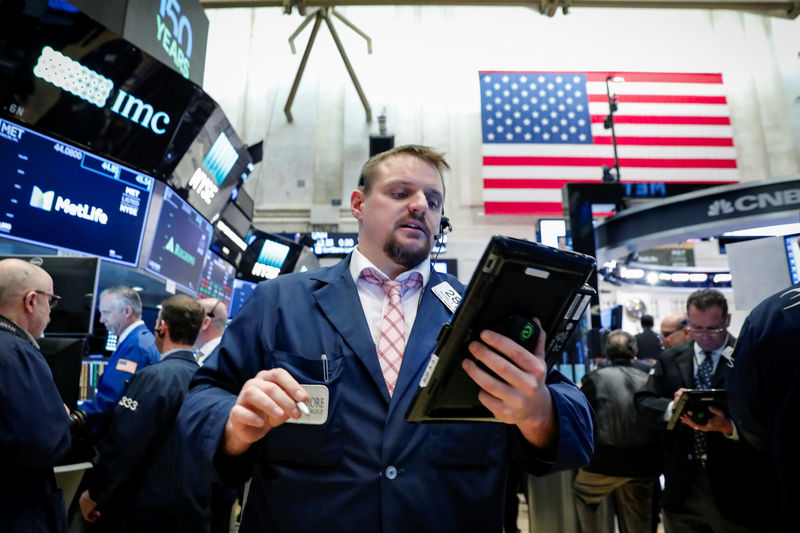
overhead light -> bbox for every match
[132,286,143,292]
[620,267,645,279]
[713,273,732,283]
[723,223,800,237]
[646,272,659,285]
[689,273,708,283]
[671,273,690,282]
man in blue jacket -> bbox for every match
[78,286,160,435]
[79,294,210,532]
[179,145,594,533]
[0,258,72,532]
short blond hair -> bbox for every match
[357,144,450,196]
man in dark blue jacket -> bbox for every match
[728,282,800,531]
[0,258,72,533]
[179,145,594,533]
[77,286,159,435]
[79,294,209,532]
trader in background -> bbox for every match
[0,258,72,533]
[659,312,690,350]
[728,282,800,531]
[635,289,771,532]
[77,286,159,436]
[179,144,594,532]
[79,294,209,532]
[573,330,660,533]
[634,314,662,363]
[195,297,228,366]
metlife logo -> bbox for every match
[29,185,109,225]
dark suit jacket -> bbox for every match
[634,337,772,526]
[634,328,662,360]
[180,256,595,533]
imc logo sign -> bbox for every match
[30,186,109,224]
[33,46,171,135]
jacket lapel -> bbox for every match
[311,257,391,404]
[677,344,696,387]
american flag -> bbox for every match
[479,71,738,215]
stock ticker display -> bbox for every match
[0,118,153,265]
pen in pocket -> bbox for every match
[321,353,329,382]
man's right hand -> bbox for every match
[223,368,308,456]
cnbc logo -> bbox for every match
[164,237,196,265]
[30,185,108,224]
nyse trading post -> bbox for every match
[0,118,154,265]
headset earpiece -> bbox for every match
[439,216,453,236]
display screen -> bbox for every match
[220,202,251,240]
[431,258,458,278]
[0,254,99,335]
[237,232,301,283]
[784,234,800,284]
[0,2,206,178]
[0,118,153,266]
[228,278,257,319]
[146,186,213,292]
[198,250,235,307]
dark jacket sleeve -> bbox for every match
[512,368,594,475]
[0,341,72,468]
[634,360,671,429]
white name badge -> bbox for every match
[432,281,461,314]
[286,384,329,425]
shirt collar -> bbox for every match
[349,247,430,287]
[117,320,144,345]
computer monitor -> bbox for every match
[145,186,214,293]
[39,337,86,410]
[784,234,800,284]
[198,251,235,307]
[0,118,154,266]
[228,278,258,319]
[0,255,100,335]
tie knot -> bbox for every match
[360,269,423,298]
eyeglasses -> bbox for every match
[687,326,726,336]
[32,290,61,310]
[661,328,681,338]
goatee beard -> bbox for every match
[383,235,431,270]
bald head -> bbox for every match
[660,312,690,348]
[195,297,228,347]
[0,258,56,338]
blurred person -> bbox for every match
[79,294,209,533]
[0,258,72,533]
[195,297,228,366]
[635,314,662,362]
[573,330,660,533]
[635,289,772,532]
[728,282,800,531]
[76,286,159,435]
[178,144,594,532]
[659,313,689,349]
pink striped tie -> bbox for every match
[360,269,423,395]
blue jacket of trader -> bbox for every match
[0,318,72,533]
[180,257,594,533]
[88,349,210,532]
[81,322,160,430]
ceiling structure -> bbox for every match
[199,0,800,19]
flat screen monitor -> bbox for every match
[0,255,100,335]
[39,337,86,410]
[146,186,213,293]
[219,202,251,240]
[228,278,257,319]
[0,118,154,266]
[198,250,235,307]
[431,258,459,278]
[238,232,300,283]
[599,305,623,331]
[784,234,800,284]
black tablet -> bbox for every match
[666,389,728,430]
[406,235,596,423]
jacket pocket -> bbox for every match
[261,350,343,467]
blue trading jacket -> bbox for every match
[180,256,594,533]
